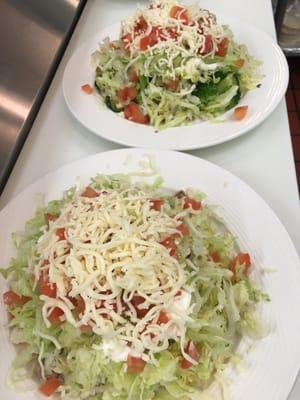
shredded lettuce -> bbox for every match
[1,174,269,400]
[91,1,262,130]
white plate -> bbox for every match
[63,16,288,150]
[0,149,300,400]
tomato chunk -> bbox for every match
[124,103,149,124]
[48,307,64,326]
[117,86,137,103]
[181,341,201,369]
[134,16,148,35]
[200,34,213,54]
[150,199,164,211]
[127,355,146,373]
[128,67,138,82]
[165,78,179,91]
[157,311,169,325]
[139,35,151,50]
[39,377,62,396]
[76,296,86,314]
[160,236,177,258]
[131,295,150,318]
[231,252,251,280]
[81,186,98,198]
[55,228,66,241]
[234,106,248,120]
[44,213,58,226]
[183,196,202,211]
[176,223,189,237]
[139,26,163,50]
[166,27,179,40]
[3,290,30,307]
[235,58,245,68]
[170,6,189,25]
[216,37,229,57]
[208,252,221,263]
[81,84,93,94]
[38,269,57,298]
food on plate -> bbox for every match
[91,0,262,130]
[1,174,268,399]
[81,84,93,94]
[234,105,248,120]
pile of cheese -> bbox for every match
[121,0,226,57]
[35,186,196,364]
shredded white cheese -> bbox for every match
[121,0,226,64]
[35,185,196,363]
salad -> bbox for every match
[88,0,262,130]
[1,174,268,400]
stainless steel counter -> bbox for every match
[0,0,86,193]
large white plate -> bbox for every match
[63,16,288,150]
[0,149,300,399]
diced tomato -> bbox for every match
[139,26,162,50]
[80,324,92,333]
[139,35,151,51]
[124,103,149,124]
[44,213,58,226]
[128,67,138,82]
[127,355,146,373]
[48,307,64,326]
[183,196,202,211]
[157,311,169,325]
[81,84,93,94]
[38,269,57,298]
[170,6,189,25]
[199,34,213,54]
[117,86,137,103]
[234,105,248,121]
[235,58,245,68]
[39,377,62,397]
[131,296,150,318]
[165,78,179,91]
[216,37,229,57]
[208,252,221,263]
[166,27,179,40]
[150,199,164,211]
[134,16,148,35]
[3,290,30,307]
[81,186,98,198]
[176,223,189,237]
[181,341,201,369]
[176,290,182,296]
[122,33,133,53]
[55,228,66,241]
[74,295,86,315]
[160,236,177,258]
[231,252,251,280]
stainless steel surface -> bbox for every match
[0,0,86,194]
[275,0,300,56]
